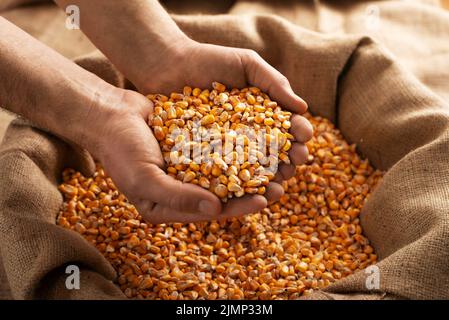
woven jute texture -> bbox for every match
[1,0,448,299]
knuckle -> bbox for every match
[168,182,190,211]
[304,120,314,140]
[169,196,182,211]
[278,74,290,86]
[244,49,260,60]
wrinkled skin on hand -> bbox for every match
[96,41,313,224]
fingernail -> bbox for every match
[199,200,216,216]
[291,90,308,110]
[296,96,308,110]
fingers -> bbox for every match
[274,142,308,182]
[242,50,308,114]
[67,144,96,177]
[139,163,222,216]
[290,114,313,143]
[264,182,284,202]
[280,163,296,179]
[289,143,309,166]
[287,115,312,169]
[140,201,219,224]
[273,172,284,183]
[241,49,313,185]
[273,164,294,182]
[220,194,268,219]
[118,89,154,119]
[140,194,268,224]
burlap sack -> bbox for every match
[1,0,449,299]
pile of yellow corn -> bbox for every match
[57,86,383,300]
[147,82,293,201]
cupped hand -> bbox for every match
[93,89,278,224]
[131,40,314,206]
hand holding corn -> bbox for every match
[95,83,312,224]
[148,83,312,204]
[51,0,313,222]
[0,1,312,224]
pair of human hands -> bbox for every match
[1,3,312,224]
[95,40,313,224]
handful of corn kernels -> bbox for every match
[147,82,294,202]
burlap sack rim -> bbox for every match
[1,8,449,299]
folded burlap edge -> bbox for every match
[0,13,448,299]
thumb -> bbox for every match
[242,50,308,114]
[140,163,222,216]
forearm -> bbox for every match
[53,0,190,89]
[0,17,117,150]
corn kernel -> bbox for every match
[57,87,383,301]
